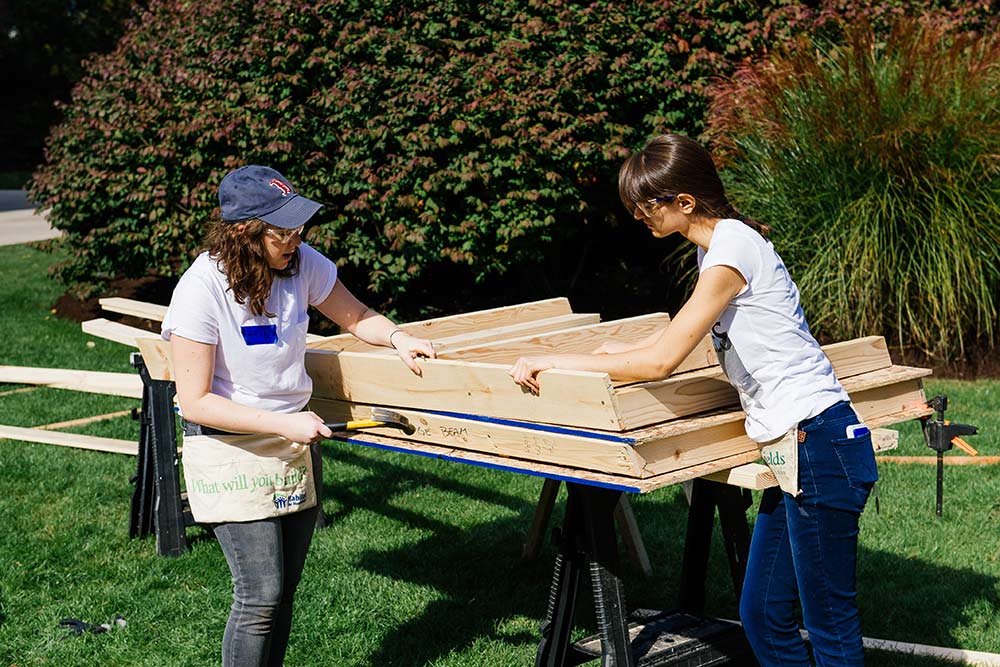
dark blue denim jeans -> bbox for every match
[739,401,878,666]
[212,447,321,667]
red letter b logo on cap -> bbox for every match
[269,178,292,196]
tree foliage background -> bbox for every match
[26,0,998,357]
[0,0,139,177]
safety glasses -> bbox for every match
[264,224,305,244]
[633,195,676,218]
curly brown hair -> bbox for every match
[203,215,299,317]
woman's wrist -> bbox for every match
[388,328,404,349]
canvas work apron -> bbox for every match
[181,433,317,523]
[758,427,801,497]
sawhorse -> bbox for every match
[128,352,188,557]
[524,478,652,577]
[535,479,754,666]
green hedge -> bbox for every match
[29,0,994,320]
[705,16,1000,360]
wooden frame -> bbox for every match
[304,335,897,431]
[310,369,928,478]
[127,295,930,482]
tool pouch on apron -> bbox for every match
[758,428,801,496]
[181,434,316,523]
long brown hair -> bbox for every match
[618,133,770,237]
[204,215,299,317]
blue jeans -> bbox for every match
[212,447,321,667]
[739,401,878,666]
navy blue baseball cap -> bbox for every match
[218,165,323,229]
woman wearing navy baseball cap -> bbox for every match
[161,165,435,667]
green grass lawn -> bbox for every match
[1,244,997,666]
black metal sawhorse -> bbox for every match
[535,479,755,667]
[128,352,188,557]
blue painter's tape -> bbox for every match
[418,409,635,444]
[241,324,278,345]
[330,436,642,494]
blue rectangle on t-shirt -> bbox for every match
[241,324,278,346]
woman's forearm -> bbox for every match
[178,391,290,435]
[349,310,402,348]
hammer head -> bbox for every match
[371,407,416,435]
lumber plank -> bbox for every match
[136,338,174,381]
[0,424,137,455]
[442,313,672,362]
[614,338,897,430]
[309,398,643,476]
[432,313,601,352]
[0,387,36,398]
[38,410,133,431]
[876,455,1000,465]
[702,463,775,489]
[614,497,654,576]
[306,350,624,430]
[307,297,574,351]
[326,429,765,493]
[872,427,899,452]
[522,478,561,560]
[633,368,929,476]
[99,297,167,321]
[313,313,603,356]
[89,314,322,349]
[822,336,893,379]
[82,318,159,347]
[442,315,717,378]
[0,366,143,399]
[141,336,626,430]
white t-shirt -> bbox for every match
[162,243,338,414]
[697,219,848,442]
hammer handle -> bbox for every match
[324,420,383,433]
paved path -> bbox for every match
[0,189,61,246]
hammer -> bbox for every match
[324,407,416,436]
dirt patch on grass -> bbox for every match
[53,274,177,332]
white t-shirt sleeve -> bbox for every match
[699,221,759,289]
[161,271,220,344]
[298,243,338,306]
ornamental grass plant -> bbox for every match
[705,17,1000,361]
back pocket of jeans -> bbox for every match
[832,432,879,489]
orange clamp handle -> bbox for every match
[952,437,978,457]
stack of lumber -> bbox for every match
[130,297,930,492]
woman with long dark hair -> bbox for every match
[510,134,876,666]
[163,165,435,666]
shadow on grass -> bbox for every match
[315,446,997,665]
[857,547,1000,651]
[317,446,701,665]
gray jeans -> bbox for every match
[211,446,322,667]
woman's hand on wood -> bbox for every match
[391,332,437,376]
[508,355,555,395]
